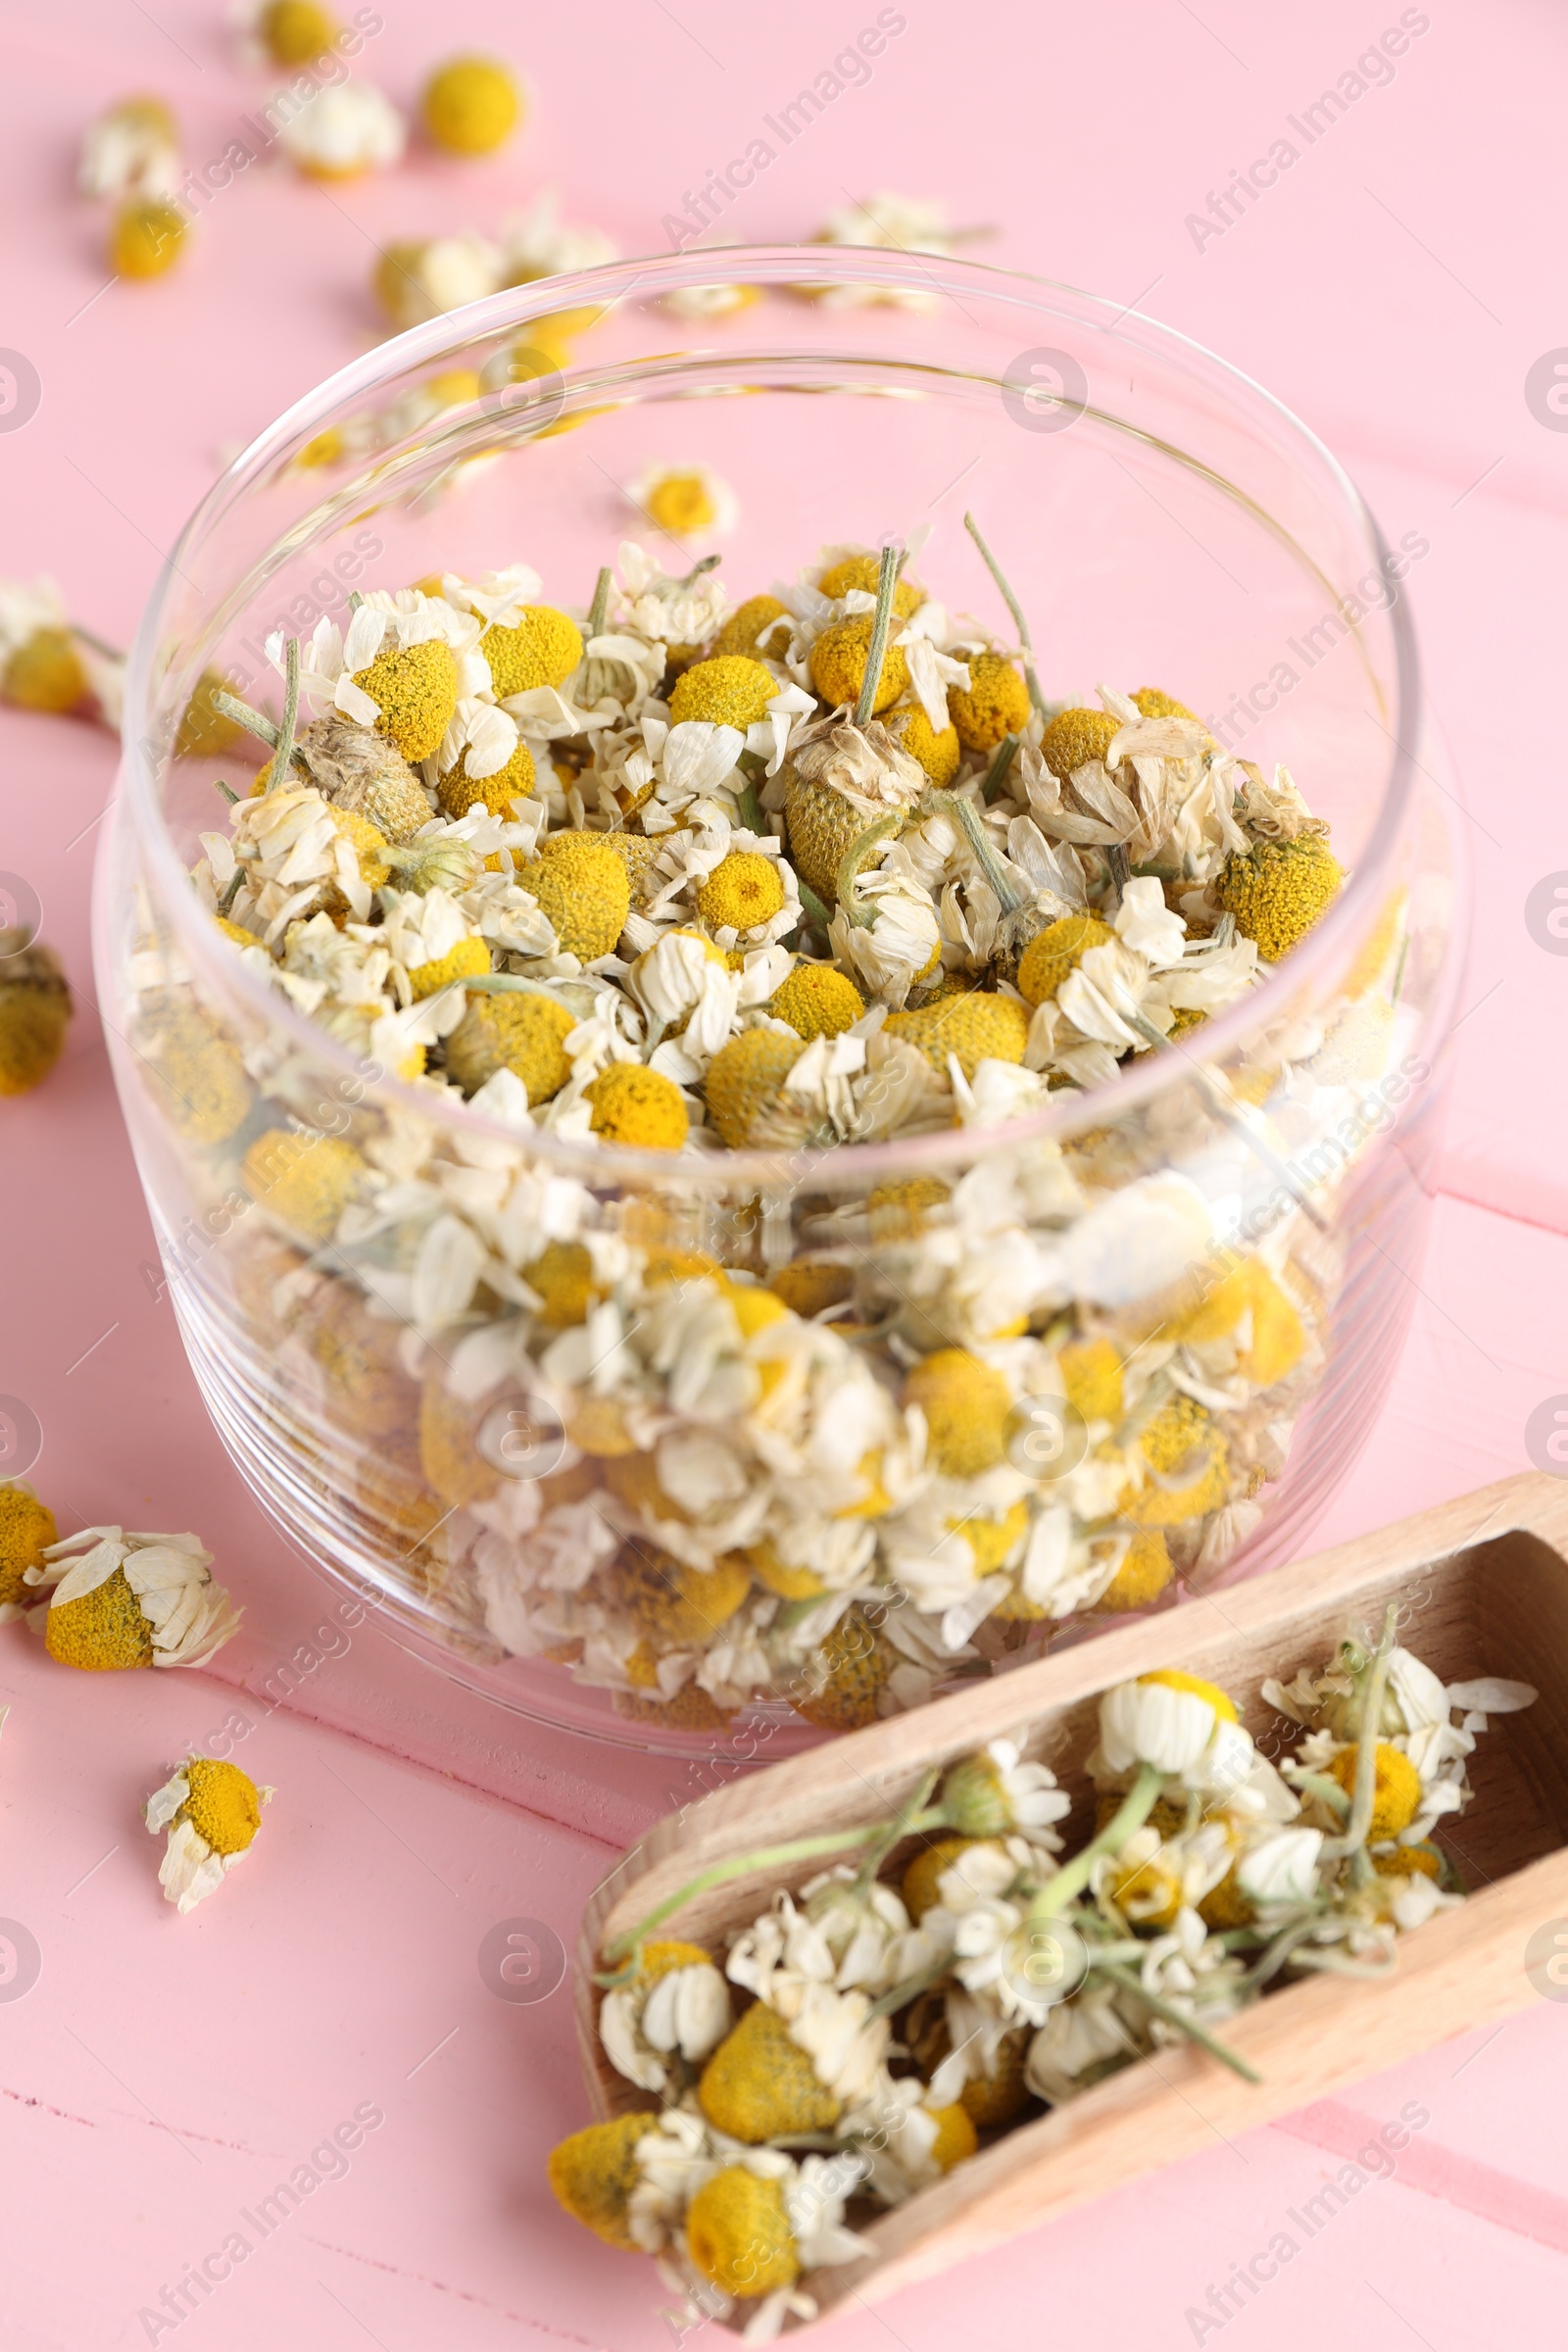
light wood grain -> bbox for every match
[575,1471,1568,2329]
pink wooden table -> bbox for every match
[4,1,1568,2343]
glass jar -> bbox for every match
[96,247,1465,1757]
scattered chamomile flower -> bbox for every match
[278,79,405,178]
[498,189,618,290]
[0,578,90,715]
[237,0,339,67]
[799,194,957,308]
[145,1754,273,1913]
[33,1527,239,1671]
[78,95,179,200]
[0,935,73,1095]
[625,462,737,542]
[420,55,523,157]
[111,196,188,277]
[0,1478,57,1618]
[373,231,503,331]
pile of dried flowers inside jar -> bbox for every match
[122,515,1412,1727]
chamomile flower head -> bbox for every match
[525,830,632,961]
[0,1479,57,1613]
[600,1939,731,2093]
[1217,834,1344,963]
[669,657,778,734]
[548,2112,662,2250]
[279,79,405,178]
[884,990,1029,1082]
[500,190,617,286]
[475,606,583,699]
[804,194,956,306]
[242,0,338,66]
[770,961,864,1041]
[712,594,791,661]
[111,197,187,279]
[809,613,909,714]
[437,729,538,820]
[242,1127,368,1243]
[0,936,73,1095]
[695,850,786,935]
[1097,1668,1245,1783]
[903,1348,1011,1478]
[685,2164,799,2298]
[1040,705,1121,781]
[886,698,961,786]
[587,1063,690,1151]
[445,988,576,1101]
[703,1025,805,1149]
[948,654,1030,754]
[626,462,737,542]
[420,55,523,157]
[37,1527,239,1672]
[940,1739,1071,1840]
[79,95,180,200]
[373,232,503,331]
[145,1754,273,1913]
[1016,912,1115,1007]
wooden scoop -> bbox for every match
[578,1471,1568,2327]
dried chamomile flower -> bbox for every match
[287,711,433,842]
[0,935,72,1095]
[242,1126,368,1243]
[1016,912,1114,1007]
[0,578,89,714]
[524,831,631,961]
[703,1027,805,1149]
[1040,704,1121,781]
[1217,834,1344,963]
[625,463,736,541]
[476,605,583,698]
[884,990,1028,1081]
[800,194,956,307]
[770,962,864,1040]
[36,1527,239,1671]
[111,197,187,278]
[0,1479,57,1618]
[242,0,339,67]
[949,654,1030,754]
[279,80,405,179]
[586,1063,689,1151]
[174,670,248,760]
[809,612,908,714]
[445,988,575,1101]
[711,593,790,661]
[79,95,179,200]
[374,232,502,331]
[600,1939,731,2092]
[420,55,523,156]
[145,1754,273,1913]
[903,1348,1010,1478]
[548,2112,661,2250]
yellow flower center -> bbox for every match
[180,1757,265,1855]
[46,1567,154,1671]
[645,473,716,535]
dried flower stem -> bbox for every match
[1321,1602,1400,1860]
[600,1812,946,1973]
[982,734,1020,805]
[854,542,905,731]
[213,691,279,750]
[963,512,1046,717]
[1092,1955,1261,2083]
[1028,1762,1163,1923]
[587,566,612,639]
[268,637,301,797]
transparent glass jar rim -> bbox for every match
[120,242,1425,1194]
